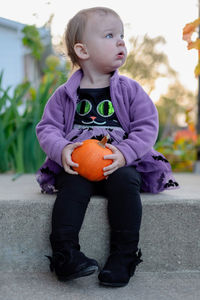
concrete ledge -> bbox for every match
[1,173,200,272]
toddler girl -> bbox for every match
[36,7,178,287]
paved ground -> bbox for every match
[1,271,200,300]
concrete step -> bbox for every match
[1,271,200,300]
[1,173,200,272]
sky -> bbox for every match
[0,0,199,100]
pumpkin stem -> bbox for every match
[98,135,110,148]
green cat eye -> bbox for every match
[97,100,115,117]
[76,100,92,116]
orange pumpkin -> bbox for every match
[72,136,113,181]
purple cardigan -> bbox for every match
[36,69,178,194]
[36,69,158,167]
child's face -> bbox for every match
[82,13,127,73]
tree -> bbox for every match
[120,34,177,94]
[22,25,44,60]
[156,80,196,140]
[182,18,200,77]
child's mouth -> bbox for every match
[117,52,124,59]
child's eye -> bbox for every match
[120,34,124,39]
[105,33,113,39]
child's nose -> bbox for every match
[117,39,125,46]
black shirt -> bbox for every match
[74,87,121,128]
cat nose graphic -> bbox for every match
[90,116,96,120]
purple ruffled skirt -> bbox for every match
[36,127,179,194]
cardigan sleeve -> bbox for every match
[36,88,72,167]
[115,81,159,166]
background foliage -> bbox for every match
[0,25,69,174]
[0,65,68,174]
[0,25,198,174]
[120,34,198,172]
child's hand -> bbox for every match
[103,144,126,176]
[61,142,83,174]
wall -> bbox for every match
[0,23,25,93]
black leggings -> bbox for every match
[51,166,142,239]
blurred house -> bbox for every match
[0,17,52,94]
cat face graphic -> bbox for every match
[75,99,120,127]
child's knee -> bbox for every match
[108,167,141,189]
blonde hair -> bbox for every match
[64,7,122,67]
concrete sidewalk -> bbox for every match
[1,271,200,300]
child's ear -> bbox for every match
[74,43,89,60]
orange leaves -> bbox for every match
[174,107,198,153]
[188,39,200,50]
[174,108,197,144]
[183,18,200,42]
[174,128,197,143]
[194,61,200,77]
[183,18,200,77]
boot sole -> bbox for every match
[57,265,99,281]
[99,281,128,287]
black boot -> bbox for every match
[98,230,142,287]
[47,230,99,281]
